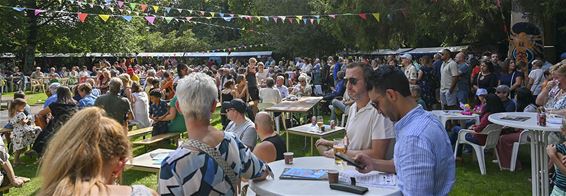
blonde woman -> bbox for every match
[119,73,134,103]
[39,107,156,196]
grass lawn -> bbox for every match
[2,97,534,195]
[1,91,48,108]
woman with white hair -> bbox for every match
[291,74,312,96]
[159,72,271,195]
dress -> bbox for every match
[33,103,78,154]
[9,112,41,151]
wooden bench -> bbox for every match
[0,176,30,194]
[132,132,180,146]
[127,127,153,139]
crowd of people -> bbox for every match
[0,50,566,195]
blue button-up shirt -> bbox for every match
[79,93,97,109]
[394,105,455,196]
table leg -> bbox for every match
[310,137,314,155]
[286,128,290,152]
[542,132,550,196]
[530,131,538,196]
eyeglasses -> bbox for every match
[346,78,359,85]
[496,91,507,94]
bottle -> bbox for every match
[538,107,547,126]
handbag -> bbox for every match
[182,139,240,193]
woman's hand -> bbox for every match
[547,144,557,157]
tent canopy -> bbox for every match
[0,51,272,58]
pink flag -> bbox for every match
[145,16,156,25]
[328,14,336,19]
[140,4,147,12]
[117,1,124,8]
[185,17,193,21]
[34,9,45,16]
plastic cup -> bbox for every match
[327,170,339,184]
[284,152,294,165]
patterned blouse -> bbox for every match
[545,86,566,110]
[158,132,268,195]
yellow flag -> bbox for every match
[210,12,215,17]
[153,6,159,12]
[297,16,303,20]
[372,13,380,22]
[99,14,110,22]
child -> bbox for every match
[149,90,169,136]
[3,92,32,130]
[474,88,488,114]
[410,85,427,110]
[8,98,41,164]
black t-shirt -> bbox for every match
[246,72,257,88]
[263,135,286,161]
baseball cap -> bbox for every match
[400,53,412,60]
[476,88,488,96]
[49,83,61,94]
[223,99,247,114]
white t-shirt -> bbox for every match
[259,87,282,104]
[131,92,151,128]
[528,69,545,95]
[403,64,418,81]
[256,71,269,83]
[346,102,395,158]
[440,59,459,91]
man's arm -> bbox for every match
[354,153,396,173]
[347,139,391,159]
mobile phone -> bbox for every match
[335,152,364,169]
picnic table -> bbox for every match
[286,124,346,153]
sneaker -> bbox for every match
[492,160,499,164]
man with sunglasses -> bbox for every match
[355,66,455,196]
[315,63,395,160]
[496,85,516,112]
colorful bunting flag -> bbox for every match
[164,16,173,23]
[219,13,224,17]
[34,9,45,16]
[122,15,132,22]
[165,7,171,14]
[144,16,155,24]
[372,13,380,22]
[140,4,147,12]
[210,12,215,17]
[78,12,88,22]
[99,14,110,22]
[358,12,367,20]
[297,16,303,20]
[129,3,137,11]
[152,6,159,12]
[185,16,193,21]
[13,7,25,12]
[117,1,124,8]
[222,17,233,22]
[310,18,314,24]
[329,14,336,19]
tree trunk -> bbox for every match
[23,0,38,74]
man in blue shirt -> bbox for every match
[355,66,455,196]
[43,83,60,108]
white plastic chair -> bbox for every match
[454,124,503,175]
[510,129,531,171]
[340,113,348,127]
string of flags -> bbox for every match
[1,5,269,35]
[201,43,270,54]
[5,1,383,25]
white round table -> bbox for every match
[489,112,562,196]
[249,156,401,196]
[430,110,480,129]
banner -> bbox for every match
[508,0,544,64]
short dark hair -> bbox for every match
[149,89,162,98]
[368,66,411,97]
[266,78,275,88]
[13,91,25,99]
[484,94,505,114]
[346,62,373,90]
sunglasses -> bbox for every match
[346,78,359,85]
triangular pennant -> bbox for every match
[34,9,45,16]
[122,15,132,22]
[104,0,111,5]
[272,17,278,23]
[144,16,155,25]
[152,6,159,12]
[329,14,336,19]
[185,17,193,21]
[164,17,174,23]
[126,10,131,14]
[140,4,147,12]
[210,12,215,17]
[315,15,320,19]
[117,1,124,8]
[177,9,183,13]
[200,11,205,15]
[317,18,321,24]
[222,17,233,22]
[119,8,124,12]
[99,14,110,22]
[288,18,293,23]
[295,18,300,23]
[219,13,224,17]
[69,0,75,4]
[358,12,367,20]
[279,16,286,21]
[372,13,380,22]
[297,16,303,20]
[129,3,137,10]
[165,7,171,13]
[239,15,246,19]
[230,14,234,17]
[303,19,307,24]
[246,16,253,21]
[310,18,314,24]
[108,7,114,12]
[255,16,261,21]
[98,5,105,9]
[78,12,88,22]
[89,3,94,8]
[58,0,62,4]
[263,16,269,21]
[205,17,212,20]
